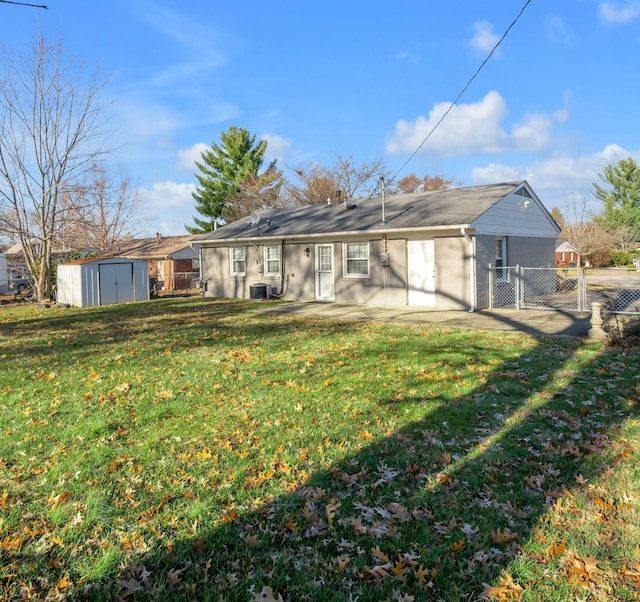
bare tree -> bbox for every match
[607,224,640,254]
[286,152,391,206]
[560,195,612,267]
[59,163,144,251]
[222,162,284,222]
[0,34,107,300]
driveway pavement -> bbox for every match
[256,302,594,338]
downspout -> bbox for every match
[461,228,476,312]
[278,239,286,298]
[189,241,205,296]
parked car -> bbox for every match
[8,276,31,292]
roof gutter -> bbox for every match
[461,227,476,312]
[196,224,476,246]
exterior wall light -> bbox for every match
[304,247,311,257]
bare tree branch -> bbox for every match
[0,34,108,300]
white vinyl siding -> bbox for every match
[265,246,280,276]
[344,242,369,277]
[471,188,559,238]
[230,247,246,275]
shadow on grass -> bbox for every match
[2,299,638,600]
[0,298,329,370]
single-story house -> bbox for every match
[555,239,580,268]
[56,258,149,307]
[100,234,200,292]
[195,181,561,311]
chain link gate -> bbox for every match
[487,266,519,309]
[520,267,585,311]
[489,265,640,315]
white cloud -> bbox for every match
[396,50,421,63]
[471,144,638,209]
[177,143,208,171]
[137,181,197,236]
[386,91,567,158]
[387,91,507,157]
[599,1,640,23]
[115,98,179,142]
[544,15,573,44]
[468,21,500,54]
[262,133,293,164]
[134,3,229,88]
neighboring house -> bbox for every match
[101,234,200,292]
[555,239,580,268]
[195,181,561,311]
[3,239,75,273]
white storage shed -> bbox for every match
[56,258,149,307]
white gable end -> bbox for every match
[470,187,559,237]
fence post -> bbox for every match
[488,264,494,309]
[516,265,521,310]
[588,301,607,339]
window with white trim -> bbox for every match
[495,237,507,281]
[344,242,369,276]
[264,246,280,276]
[230,247,246,275]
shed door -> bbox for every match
[99,263,134,305]
[407,240,435,306]
[315,244,335,301]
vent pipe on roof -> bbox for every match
[381,177,386,224]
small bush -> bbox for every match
[610,250,632,266]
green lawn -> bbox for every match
[0,298,639,601]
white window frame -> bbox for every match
[495,237,507,282]
[344,242,370,277]
[230,247,246,275]
[264,245,281,276]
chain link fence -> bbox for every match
[150,271,200,296]
[488,265,640,315]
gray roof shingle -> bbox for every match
[196,181,524,242]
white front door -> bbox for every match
[315,244,335,301]
[407,240,435,306]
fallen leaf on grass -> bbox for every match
[336,555,350,571]
[620,562,640,590]
[166,567,183,586]
[449,538,465,553]
[547,539,566,558]
[565,551,600,587]
[491,527,517,544]
[372,545,390,563]
[479,572,523,600]
[254,586,284,601]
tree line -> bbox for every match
[552,157,640,267]
[185,125,461,234]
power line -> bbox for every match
[385,0,533,190]
[0,0,48,8]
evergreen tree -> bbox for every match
[187,126,277,233]
[593,157,640,234]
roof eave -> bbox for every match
[196,223,475,246]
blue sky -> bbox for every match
[2,0,640,236]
